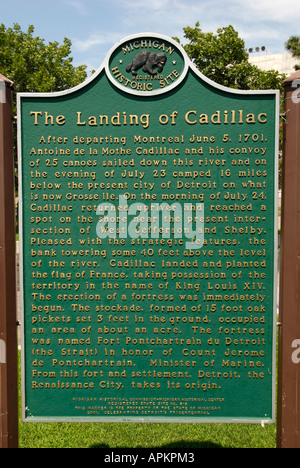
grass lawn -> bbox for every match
[19,419,276,449]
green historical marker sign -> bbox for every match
[18,33,279,422]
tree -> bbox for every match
[0,23,87,94]
[0,23,88,200]
[175,23,283,90]
[285,36,300,70]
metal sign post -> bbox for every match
[0,74,18,448]
[277,70,300,448]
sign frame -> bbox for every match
[18,33,280,424]
[0,75,18,446]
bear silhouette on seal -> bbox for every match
[126,51,167,76]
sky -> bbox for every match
[2,0,300,73]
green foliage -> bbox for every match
[285,35,300,70]
[0,23,87,196]
[0,23,87,93]
[176,23,284,90]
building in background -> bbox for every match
[248,51,298,76]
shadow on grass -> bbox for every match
[90,439,223,449]
[159,440,223,448]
